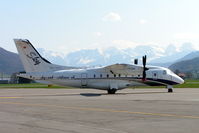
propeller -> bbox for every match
[142,55,148,81]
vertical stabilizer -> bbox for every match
[14,39,66,72]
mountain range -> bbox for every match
[169,51,199,73]
[38,42,196,67]
[0,47,24,75]
[0,42,199,75]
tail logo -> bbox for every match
[27,52,41,65]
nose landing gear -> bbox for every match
[167,85,173,93]
[168,88,173,93]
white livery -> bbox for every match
[14,39,184,94]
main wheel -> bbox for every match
[107,89,117,94]
[168,88,173,93]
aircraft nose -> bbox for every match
[174,75,184,84]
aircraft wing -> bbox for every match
[104,64,143,75]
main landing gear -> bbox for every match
[107,89,117,94]
[167,85,173,93]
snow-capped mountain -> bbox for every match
[37,42,198,67]
[37,48,67,65]
[150,42,195,64]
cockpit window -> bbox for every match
[169,70,175,75]
[163,70,167,75]
[166,69,175,75]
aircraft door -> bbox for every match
[81,73,87,87]
[152,71,158,80]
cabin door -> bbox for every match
[81,73,87,87]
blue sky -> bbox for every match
[1,0,199,53]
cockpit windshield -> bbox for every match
[166,69,175,75]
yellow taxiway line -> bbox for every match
[0,97,22,99]
[0,101,199,119]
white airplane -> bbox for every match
[14,39,184,94]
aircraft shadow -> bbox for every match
[80,91,167,97]
[80,93,102,97]
[13,91,167,98]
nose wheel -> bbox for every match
[168,88,173,93]
[167,85,173,93]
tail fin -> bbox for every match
[14,39,66,72]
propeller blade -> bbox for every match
[142,56,145,66]
[143,55,146,66]
[142,55,147,81]
[142,72,146,81]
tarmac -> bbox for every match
[0,88,199,133]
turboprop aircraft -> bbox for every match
[14,39,184,94]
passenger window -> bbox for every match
[107,74,109,78]
[163,70,167,75]
[94,74,96,78]
[100,74,102,78]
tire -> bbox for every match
[168,88,173,93]
[107,89,117,94]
